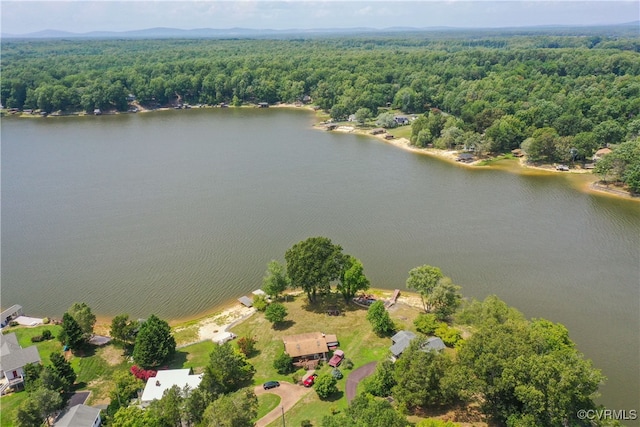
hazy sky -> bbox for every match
[2,1,639,35]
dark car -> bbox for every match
[263,381,280,390]
[303,373,318,387]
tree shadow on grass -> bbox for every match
[273,320,296,331]
[166,350,188,369]
[301,293,367,315]
[320,390,344,402]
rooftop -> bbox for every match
[282,332,336,358]
[140,369,202,403]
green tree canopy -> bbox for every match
[67,302,96,340]
[264,302,288,327]
[314,373,338,399]
[322,394,409,427]
[59,312,85,351]
[110,314,139,345]
[366,301,395,336]
[262,260,290,299]
[406,265,444,313]
[199,342,255,397]
[202,389,258,427]
[132,314,176,369]
[337,256,370,302]
[285,236,344,302]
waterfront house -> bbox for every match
[54,404,101,427]
[141,369,202,406]
[258,102,269,108]
[389,330,416,360]
[593,147,612,162]
[282,332,338,365]
[0,332,41,394]
[394,116,410,125]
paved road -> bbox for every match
[254,381,313,427]
[345,361,377,403]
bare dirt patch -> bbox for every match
[99,345,125,366]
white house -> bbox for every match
[140,369,202,406]
[54,404,101,427]
[0,332,41,394]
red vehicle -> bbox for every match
[328,349,345,368]
[303,373,318,387]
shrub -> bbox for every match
[414,313,439,335]
[342,358,354,370]
[236,336,257,357]
[42,317,50,324]
[301,421,313,427]
[434,323,462,347]
[42,330,53,340]
[130,365,157,381]
[31,335,44,343]
[253,295,268,312]
[9,321,18,327]
[331,368,343,380]
[273,352,294,374]
[314,373,338,399]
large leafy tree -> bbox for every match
[314,373,338,399]
[14,387,64,427]
[322,394,409,427]
[202,389,258,427]
[262,260,290,299]
[107,371,144,417]
[406,265,444,313]
[392,339,455,410]
[366,301,395,336]
[132,314,176,369]
[337,256,370,302]
[264,302,288,327]
[285,236,344,302]
[199,342,255,397]
[59,312,85,351]
[427,277,462,320]
[110,314,139,345]
[67,302,96,340]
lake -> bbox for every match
[2,108,639,413]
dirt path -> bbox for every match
[254,381,313,427]
[346,361,377,403]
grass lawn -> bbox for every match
[3,325,63,362]
[255,393,281,420]
[168,340,216,373]
[230,291,423,426]
[0,392,28,427]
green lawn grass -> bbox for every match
[3,325,63,362]
[0,392,28,427]
[255,393,281,420]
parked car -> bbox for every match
[263,381,280,390]
[328,349,345,367]
[303,373,318,387]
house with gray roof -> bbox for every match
[1,332,41,394]
[389,330,416,360]
[389,331,446,361]
[54,404,101,427]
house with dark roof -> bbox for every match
[54,404,101,427]
[389,331,445,361]
[1,332,41,394]
[389,330,416,360]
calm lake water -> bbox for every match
[2,108,639,413]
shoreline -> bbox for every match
[5,103,637,202]
[318,123,639,202]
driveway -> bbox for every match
[254,381,313,427]
[345,361,377,403]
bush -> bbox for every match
[31,335,44,342]
[342,358,354,370]
[301,421,313,427]
[9,321,18,327]
[414,313,439,335]
[253,295,268,312]
[130,365,157,381]
[314,373,338,399]
[42,317,50,324]
[42,330,53,340]
[237,336,257,357]
[331,368,343,380]
[273,351,294,374]
[434,323,462,347]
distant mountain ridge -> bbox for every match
[2,22,639,39]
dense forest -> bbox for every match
[2,32,640,190]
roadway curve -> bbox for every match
[345,361,378,403]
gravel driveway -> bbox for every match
[254,381,313,427]
[345,361,377,403]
